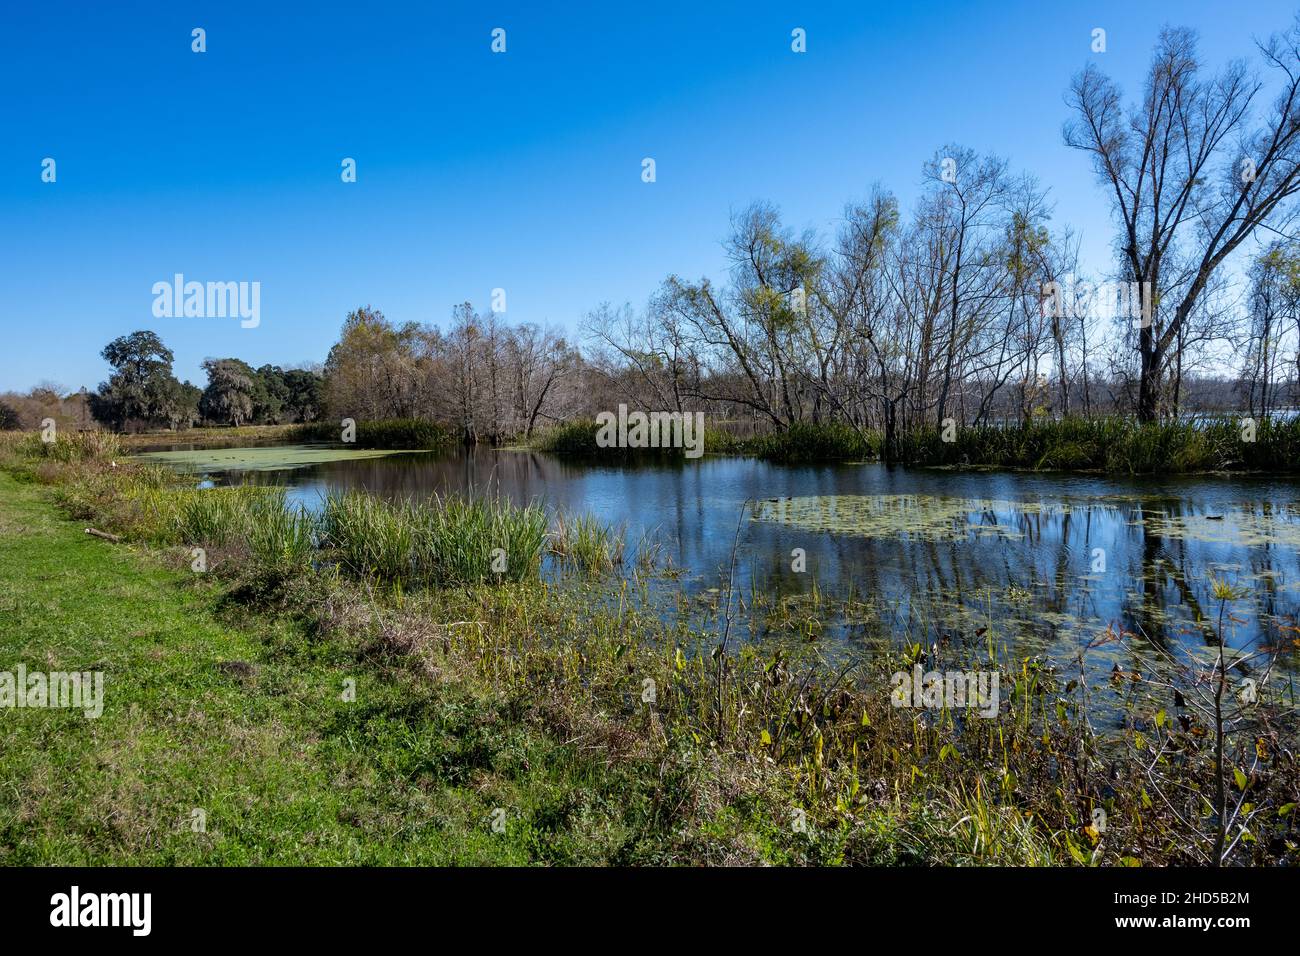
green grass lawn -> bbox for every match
[0,472,605,864]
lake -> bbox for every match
[140,443,1300,684]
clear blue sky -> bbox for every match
[2,0,1296,391]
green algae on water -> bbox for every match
[134,444,420,474]
[752,494,1059,541]
[1139,508,1300,549]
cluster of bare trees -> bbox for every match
[583,20,1300,440]
[313,20,1300,446]
[1242,243,1300,420]
[585,152,1091,456]
[321,305,579,443]
[1067,22,1300,421]
[0,384,91,432]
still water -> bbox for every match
[148,445,1300,679]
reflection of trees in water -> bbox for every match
[1122,499,1300,658]
[270,449,583,505]
[224,452,1300,675]
[748,496,1299,673]
[749,503,1099,648]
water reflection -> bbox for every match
[192,446,1300,679]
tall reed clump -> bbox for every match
[532,420,603,455]
[744,421,879,462]
[533,419,706,461]
[425,494,547,583]
[320,491,548,585]
[173,487,265,545]
[1234,415,1300,471]
[15,428,123,464]
[549,510,624,574]
[167,486,316,578]
[291,418,451,449]
[320,492,423,581]
[245,492,316,580]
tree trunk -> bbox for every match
[1137,332,1161,422]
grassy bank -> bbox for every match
[115,414,1300,476]
[115,420,454,452]
[3,430,1297,865]
[116,424,304,450]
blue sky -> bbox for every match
[2,0,1296,390]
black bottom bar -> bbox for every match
[0,866,1277,941]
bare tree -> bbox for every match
[1065,21,1300,420]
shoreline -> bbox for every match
[2,432,1297,865]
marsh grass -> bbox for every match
[427,494,548,584]
[320,492,423,581]
[549,511,625,574]
[549,415,1300,473]
[320,491,549,585]
[532,420,602,455]
[896,416,1300,474]
[741,421,878,462]
[115,423,303,450]
[9,428,123,463]
[172,486,281,546]
[246,495,316,580]
[290,417,451,449]
[398,585,1102,864]
[533,419,711,460]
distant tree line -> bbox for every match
[47,330,324,432]
[320,304,578,444]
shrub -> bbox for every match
[290,418,450,449]
[745,421,878,463]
